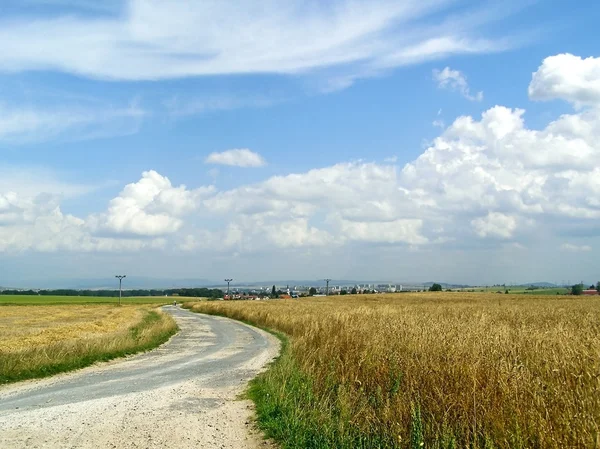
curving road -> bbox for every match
[0,306,280,449]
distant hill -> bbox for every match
[513,282,558,288]
[422,282,471,289]
[0,277,570,291]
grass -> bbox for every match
[0,303,178,384]
[0,295,190,305]
[457,287,570,295]
[185,293,600,449]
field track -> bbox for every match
[0,306,279,449]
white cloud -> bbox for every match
[0,1,520,86]
[0,101,146,143]
[560,243,592,252]
[205,149,266,168]
[0,166,99,199]
[529,54,600,108]
[3,52,600,266]
[180,217,333,253]
[433,66,483,101]
[0,190,165,253]
[203,162,402,219]
[335,217,427,244]
[264,219,333,249]
[89,170,214,237]
[164,94,284,117]
[471,212,517,239]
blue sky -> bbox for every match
[1,0,599,286]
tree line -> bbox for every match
[571,282,600,295]
[0,288,224,298]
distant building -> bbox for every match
[582,289,599,296]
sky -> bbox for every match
[1,0,599,286]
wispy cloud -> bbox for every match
[0,0,523,88]
[164,94,284,117]
[0,101,146,143]
[433,67,483,101]
[0,165,100,199]
[561,243,592,252]
[205,149,266,168]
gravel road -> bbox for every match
[0,306,280,448]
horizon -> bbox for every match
[0,276,587,291]
[1,1,599,283]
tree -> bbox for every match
[271,285,277,298]
[340,289,348,295]
[596,281,600,292]
[351,287,357,294]
[571,283,584,295]
[429,283,443,292]
[309,287,317,296]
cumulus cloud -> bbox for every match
[180,217,333,253]
[0,1,521,86]
[334,217,428,244]
[89,170,214,237]
[471,213,517,239]
[204,162,404,218]
[400,102,600,244]
[0,190,165,253]
[3,52,600,262]
[201,73,600,247]
[433,67,483,101]
[205,149,266,168]
[529,54,600,107]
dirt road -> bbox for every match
[0,306,280,448]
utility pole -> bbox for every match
[115,275,126,306]
[224,278,233,298]
[324,279,331,296]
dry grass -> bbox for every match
[187,293,600,448]
[0,305,177,384]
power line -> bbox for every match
[324,278,331,296]
[115,275,126,306]
[224,278,233,298]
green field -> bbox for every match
[458,286,570,295]
[0,295,202,305]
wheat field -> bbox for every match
[187,293,600,448]
[0,304,177,383]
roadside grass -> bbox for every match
[0,295,192,305]
[0,304,178,384]
[186,293,600,449]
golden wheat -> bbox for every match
[188,293,600,448]
[0,305,177,383]
[0,305,147,351]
